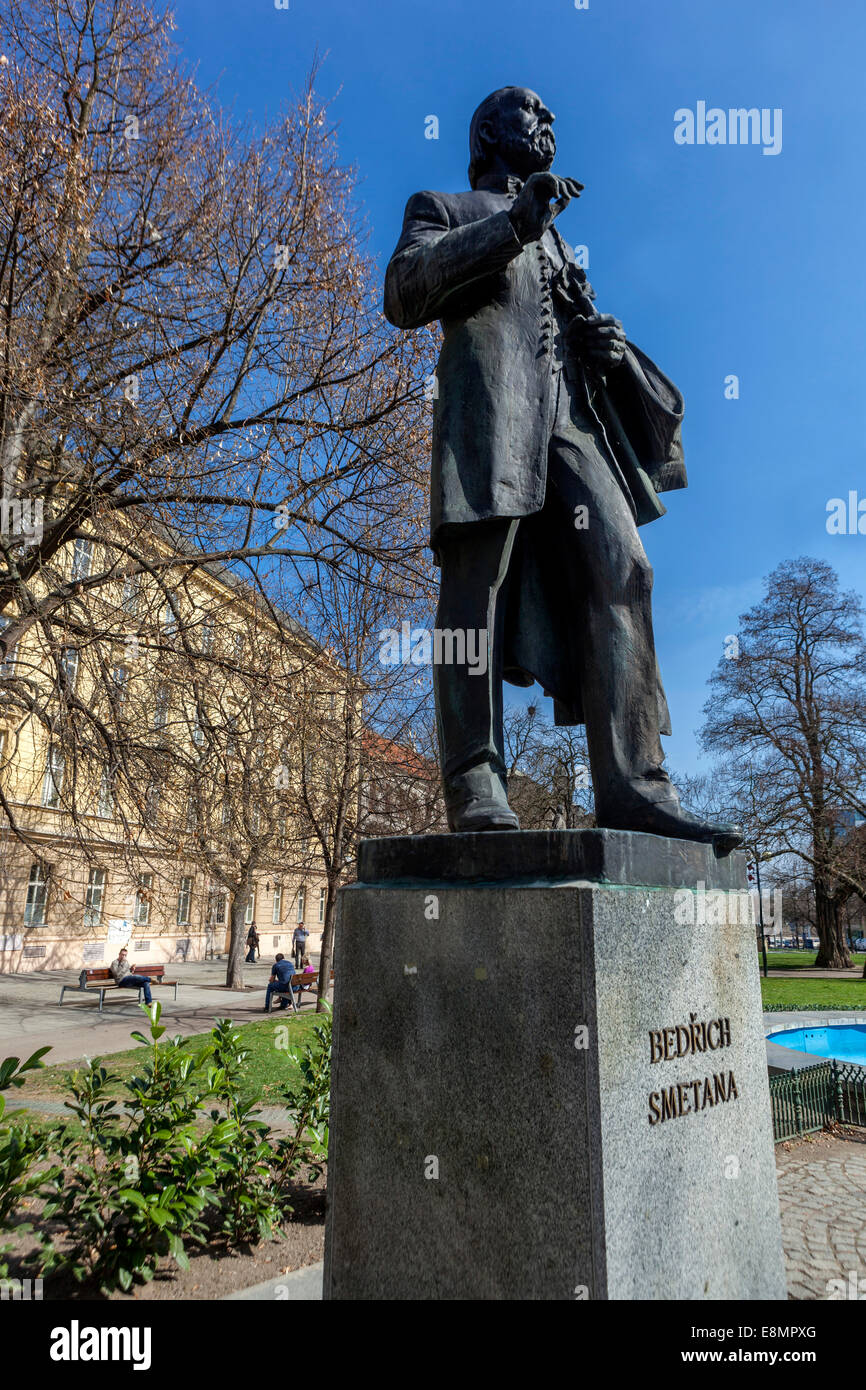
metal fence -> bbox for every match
[769,1060,866,1142]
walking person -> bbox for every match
[292,921,308,970]
[108,947,153,1005]
[245,922,260,964]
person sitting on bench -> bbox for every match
[109,948,153,1004]
[289,956,317,1002]
[264,953,295,1012]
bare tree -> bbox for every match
[700,557,866,968]
[0,0,431,661]
[287,529,438,1009]
[504,702,594,830]
[0,0,438,952]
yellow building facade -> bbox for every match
[0,524,333,972]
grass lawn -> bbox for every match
[763,950,865,971]
[761,976,866,1009]
[9,1013,323,1112]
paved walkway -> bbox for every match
[766,968,866,979]
[222,1261,324,1300]
[0,957,329,1066]
[776,1132,866,1300]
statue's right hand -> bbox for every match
[508,172,583,245]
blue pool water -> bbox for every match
[769,1024,866,1066]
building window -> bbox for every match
[134,873,153,926]
[272,883,282,925]
[41,746,65,808]
[201,617,215,655]
[111,665,128,709]
[60,648,79,691]
[244,890,256,926]
[145,783,161,825]
[226,716,239,758]
[0,616,15,677]
[162,601,177,638]
[233,632,243,664]
[84,868,106,928]
[24,863,49,926]
[97,766,115,819]
[191,718,205,748]
[186,796,198,832]
[220,798,231,828]
[318,887,325,924]
[207,887,227,925]
[121,573,141,616]
[296,887,305,923]
[176,876,193,927]
[153,685,169,730]
[71,538,93,580]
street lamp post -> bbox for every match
[754,854,769,979]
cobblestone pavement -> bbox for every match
[777,1130,866,1300]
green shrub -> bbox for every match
[274,1007,331,1189]
[202,1018,284,1246]
[0,1048,58,1277]
[39,1003,220,1292]
[0,1005,334,1294]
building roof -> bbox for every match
[362,729,438,782]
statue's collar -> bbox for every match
[474,172,524,196]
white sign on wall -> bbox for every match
[82,943,105,963]
[0,934,23,951]
[107,918,130,944]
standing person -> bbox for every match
[292,921,308,970]
[245,922,260,964]
[108,947,153,1005]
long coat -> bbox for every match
[384,186,687,729]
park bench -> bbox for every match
[266,970,334,1014]
[59,964,179,1011]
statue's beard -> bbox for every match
[498,126,556,178]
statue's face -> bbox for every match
[489,88,556,177]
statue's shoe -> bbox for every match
[445,760,520,833]
[448,796,520,833]
[598,797,743,854]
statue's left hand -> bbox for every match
[567,313,627,369]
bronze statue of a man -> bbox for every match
[385,86,739,848]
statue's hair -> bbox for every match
[468,87,523,188]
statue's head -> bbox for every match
[468,87,556,188]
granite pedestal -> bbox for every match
[323,830,786,1300]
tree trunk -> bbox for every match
[225,896,248,989]
[316,876,339,1013]
[814,880,851,969]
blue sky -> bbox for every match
[176,0,866,775]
